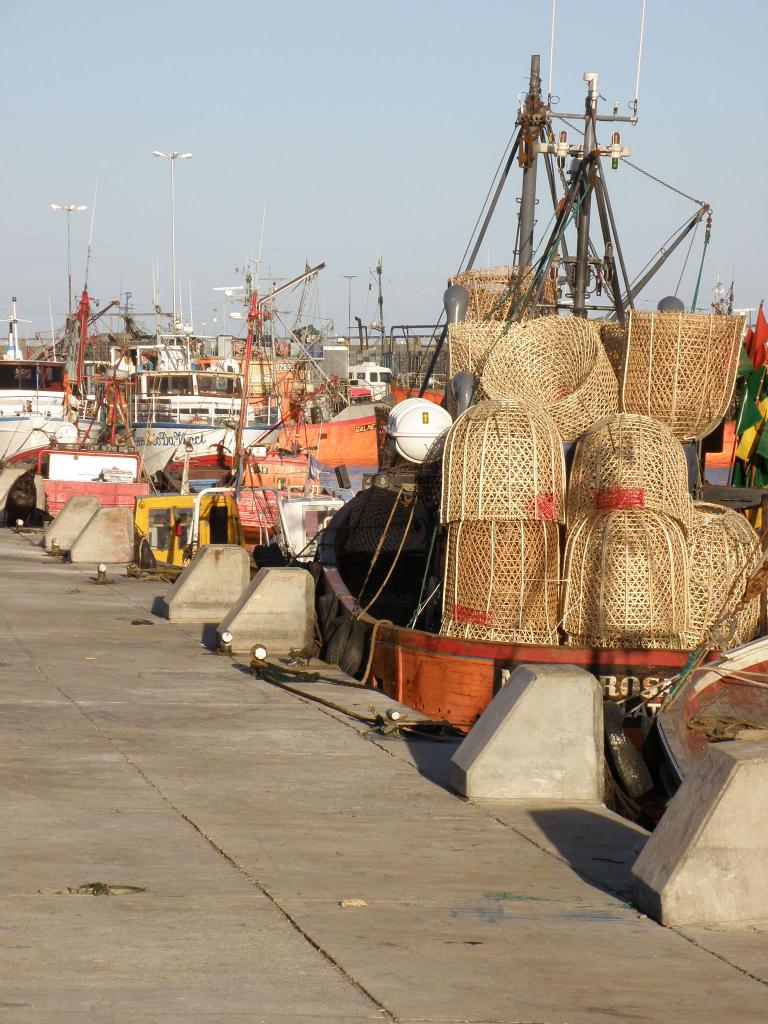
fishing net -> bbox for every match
[683,502,762,650]
[621,311,745,441]
[479,316,618,441]
[440,519,561,644]
[344,487,429,555]
[566,412,693,535]
[448,265,557,322]
[561,509,690,646]
[440,399,566,524]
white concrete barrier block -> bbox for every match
[449,663,604,801]
[632,739,768,927]
[164,544,250,623]
[69,506,134,564]
[43,496,101,551]
[218,566,315,654]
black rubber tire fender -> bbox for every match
[323,615,351,667]
[603,701,653,799]
[317,593,339,642]
[339,618,366,678]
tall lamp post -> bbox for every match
[342,274,356,341]
[49,203,87,315]
[152,150,192,328]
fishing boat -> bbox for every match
[315,54,768,802]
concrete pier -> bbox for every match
[1,528,767,1023]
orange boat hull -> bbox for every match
[321,565,695,731]
[280,414,378,468]
[390,385,444,405]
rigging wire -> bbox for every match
[673,218,700,297]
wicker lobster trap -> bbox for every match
[441,519,561,644]
[621,311,745,441]
[683,502,762,650]
[566,412,693,534]
[441,399,566,524]
[448,265,557,322]
[479,316,618,441]
[561,509,690,648]
[597,319,628,381]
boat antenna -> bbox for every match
[84,178,99,290]
[546,0,557,106]
[632,0,646,118]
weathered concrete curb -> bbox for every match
[218,566,315,654]
[69,505,134,564]
[632,738,768,927]
[450,663,604,800]
[43,495,101,552]
[164,544,250,622]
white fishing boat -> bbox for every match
[0,360,74,462]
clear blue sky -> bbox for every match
[1,0,766,341]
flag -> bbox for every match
[735,368,764,437]
[749,301,768,368]
[738,340,754,377]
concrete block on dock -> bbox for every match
[632,739,768,927]
[449,663,604,801]
[217,566,314,654]
[164,544,250,623]
[43,496,100,552]
[69,506,134,564]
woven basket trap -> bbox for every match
[597,319,628,381]
[561,509,689,645]
[683,502,761,650]
[567,412,692,534]
[448,265,556,322]
[621,311,745,442]
[480,316,618,442]
[440,519,561,644]
[441,399,566,524]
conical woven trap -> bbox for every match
[621,311,745,441]
[441,399,566,524]
[480,316,618,441]
[567,413,693,534]
[447,322,501,381]
[440,519,561,644]
[448,265,556,322]
[683,502,762,650]
[561,509,690,646]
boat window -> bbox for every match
[369,372,379,383]
[208,504,229,544]
[39,365,66,390]
[0,364,36,389]
[197,374,236,395]
[148,508,171,551]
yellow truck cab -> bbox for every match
[134,490,245,569]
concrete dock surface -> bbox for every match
[1,529,767,1023]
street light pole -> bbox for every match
[152,151,192,329]
[342,274,356,341]
[49,203,87,314]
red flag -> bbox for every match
[752,301,768,368]
[745,326,757,368]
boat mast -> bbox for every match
[518,55,543,268]
[572,73,598,317]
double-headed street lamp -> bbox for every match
[49,203,87,314]
[152,150,192,329]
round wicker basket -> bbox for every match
[448,265,556,322]
[441,399,566,524]
[440,519,561,644]
[561,509,690,646]
[447,321,502,381]
[480,316,618,441]
[567,412,693,534]
[683,502,762,650]
[621,310,745,441]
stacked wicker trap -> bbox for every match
[597,319,628,381]
[566,413,693,534]
[683,502,762,651]
[561,510,690,649]
[448,266,556,322]
[439,399,564,644]
[562,412,693,649]
[479,316,619,441]
[621,310,745,441]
